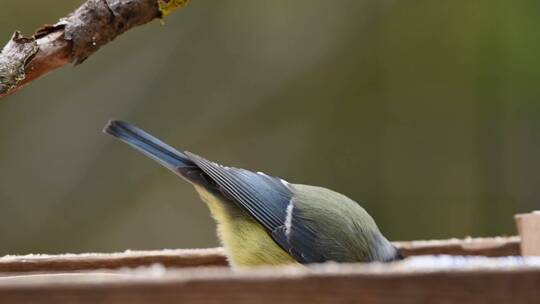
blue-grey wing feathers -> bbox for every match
[184,151,326,263]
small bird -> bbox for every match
[104,120,403,267]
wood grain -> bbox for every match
[0,262,539,304]
[0,249,227,274]
[396,236,520,257]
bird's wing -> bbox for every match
[185,151,326,264]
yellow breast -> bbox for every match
[194,185,298,267]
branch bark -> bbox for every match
[0,0,189,100]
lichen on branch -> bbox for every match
[158,0,190,17]
[0,32,39,95]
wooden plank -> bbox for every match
[0,258,539,304]
[0,237,520,273]
[516,211,540,256]
[396,236,520,257]
[0,249,227,273]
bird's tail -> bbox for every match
[103,120,195,176]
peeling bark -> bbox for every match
[0,0,190,100]
[0,32,39,95]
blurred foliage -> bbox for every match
[0,1,539,255]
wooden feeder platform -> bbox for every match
[0,212,539,303]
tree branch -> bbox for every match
[0,0,189,100]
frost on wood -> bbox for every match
[0,248,227,273]
[2,255,540,304]
[0,32,39,94]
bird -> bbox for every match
[104,120,403,267]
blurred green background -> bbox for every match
[1,1,538,255]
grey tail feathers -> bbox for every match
[103,120,195,176]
